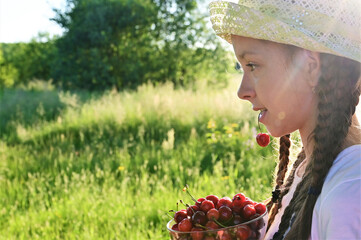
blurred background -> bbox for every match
[0,0,233,90]
[0,0,360,239]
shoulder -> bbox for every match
[324,144,361,186]
[312,178,361,239]
[311,145,361,239]
[320,144,361,206]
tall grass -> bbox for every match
[0,78,333,239]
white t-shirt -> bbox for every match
[264,144,361,240]
[311,144,361,240]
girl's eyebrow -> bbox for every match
[237,51,258,59]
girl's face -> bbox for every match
[231,35,319,137]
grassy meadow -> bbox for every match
[0,78,305,239]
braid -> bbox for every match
[273,53,361,239]
[267,148,305,231]
[272,164,311,240]
[266,134,291,229]
[276,135,291,186]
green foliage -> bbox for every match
[51,0,231,90]
[0,49,18,88]
[0,0,232,90]
[21,34,57,83]
[0,34,56,88]
[51,0,156,89]
[0,80,284,239]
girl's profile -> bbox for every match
[209,0,361,239]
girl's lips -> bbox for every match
[259,109,268,123]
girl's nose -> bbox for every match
[237,74,256,100]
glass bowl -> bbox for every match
[166,210,267,240]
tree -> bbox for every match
[22,33,57,83]
[51,0,157,90]
[51,0,231,90]
[0,33,56,88]
[0,48,18,88]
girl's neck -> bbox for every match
[299,128,314,163]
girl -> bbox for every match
[209,0,361,239]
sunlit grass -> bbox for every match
[0,77,303,239]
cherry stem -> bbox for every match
[194,224,207,230]
[179,200,188,207]
[165,212,174,219]
[258,112,262,132]
[183,185,200,204]
[185,203,196,214]
[212,218,227,228]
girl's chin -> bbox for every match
[265,127,291,138]
[263,117,294,137]
[270,133,285,138]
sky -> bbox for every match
[0,0,66,43]
[0,0,215,44]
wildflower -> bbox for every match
[221,176,230,181]
[118,166,125,171]
[207,119,216,129]
[226,129,233,134]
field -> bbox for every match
[0,78,309,239]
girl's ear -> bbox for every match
[304,50,321,87]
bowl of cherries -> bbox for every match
[167,188,267,240]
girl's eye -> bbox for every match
[245,62,257,72]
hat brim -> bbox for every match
[209,1,345,58]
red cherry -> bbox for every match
[192,211,207,226]
[240,198,254,209]
[249,230,261,239]
[254,202,267,215]
[171,223,179,231]
[218,230,232,240]
[187,205,200,217]
[204,236,216,240]
[218,205,233,222]
[232,204,243,214]
[206,195,219,206]
[256,133,270,147]
[249,213,261,230]
[174,209,187,223]
[242,204,256,220]
[195,197,206,208]
[257,217,266,230]
[200,199,215,213]
[232,194,246,214]
[207,208,220,221]
[232,215,244,225]
[232,193,246,202]
[217,197,232,209]
[205,220,220,230]
[178,218,193,232]
[190,227,204,240]
[249,213,266,231]
[236,225,251,240]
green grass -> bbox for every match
[0,78,300,239]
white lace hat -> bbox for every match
[209,0,361,62]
